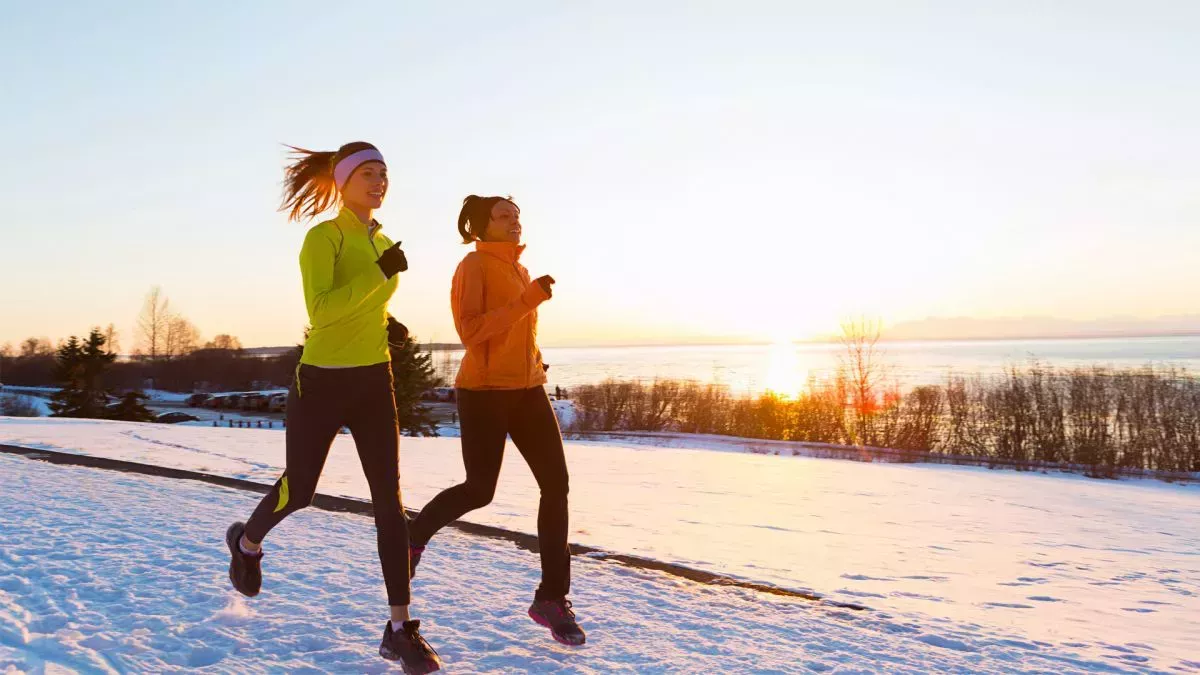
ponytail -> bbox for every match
[280,141,379,222]
[457,195,483,243]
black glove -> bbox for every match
[387,317,409,348]
[534,275,555,298]
[376,242,408,279]
[542,363,551,372]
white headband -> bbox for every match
[333,148,385,189]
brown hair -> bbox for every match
[280,141,378,222]
[457,195,518,243]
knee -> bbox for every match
[463,481,496,509]
[541,474,569,502]
[290,487,317,511]
[372,491,406,527]
[281,476,317,512]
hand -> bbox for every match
[376,242,408,279]
[387,317,409,348]
[534,275,555,298]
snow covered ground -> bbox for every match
[1,417,1198,672]
[3,451,1188,674]
[0,393,52,417]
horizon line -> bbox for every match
[207,329,1200,354]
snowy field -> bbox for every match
[4,451,1190,675]
[1,417,1198,672]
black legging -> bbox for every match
[410,386,571,600]
[244,362,411,606]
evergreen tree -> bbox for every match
[50,329,115,418]
[390,336,439,437]
[108,391,156,422]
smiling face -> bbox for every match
[340,161,388,211]
[482,199,521,244]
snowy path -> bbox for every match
[0,453,1173,674]
[2,417,1199,672]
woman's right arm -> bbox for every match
[452,256,549,348]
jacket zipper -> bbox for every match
[368,221,382,258]
[514,261,532,388]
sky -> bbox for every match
[1,1,1198,350]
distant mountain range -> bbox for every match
[878,315,1200,342]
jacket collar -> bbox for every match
[334,207,382,237]
[475,240,525,263]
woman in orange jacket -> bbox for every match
[408,195,586,646]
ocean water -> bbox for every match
[432,335,1200,395]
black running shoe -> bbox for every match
[379,620,442,674]
[225,521,262,597]
[529,597,586,646]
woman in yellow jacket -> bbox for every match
[408,195,586,647]
[224,142,441,674]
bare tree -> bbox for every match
[164,316,201,360]
[204,334,243,351]
[20,337,54,358]
[0,343,12,358]
[103,324,121,356]
[137,287,171,360]
[838,316,888,445]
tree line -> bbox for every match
[1,287,440,435]
[568,321,1200,479]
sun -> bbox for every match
[764,337,806,398]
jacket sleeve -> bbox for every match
[451,256,548,348]
[300,227,388,327]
